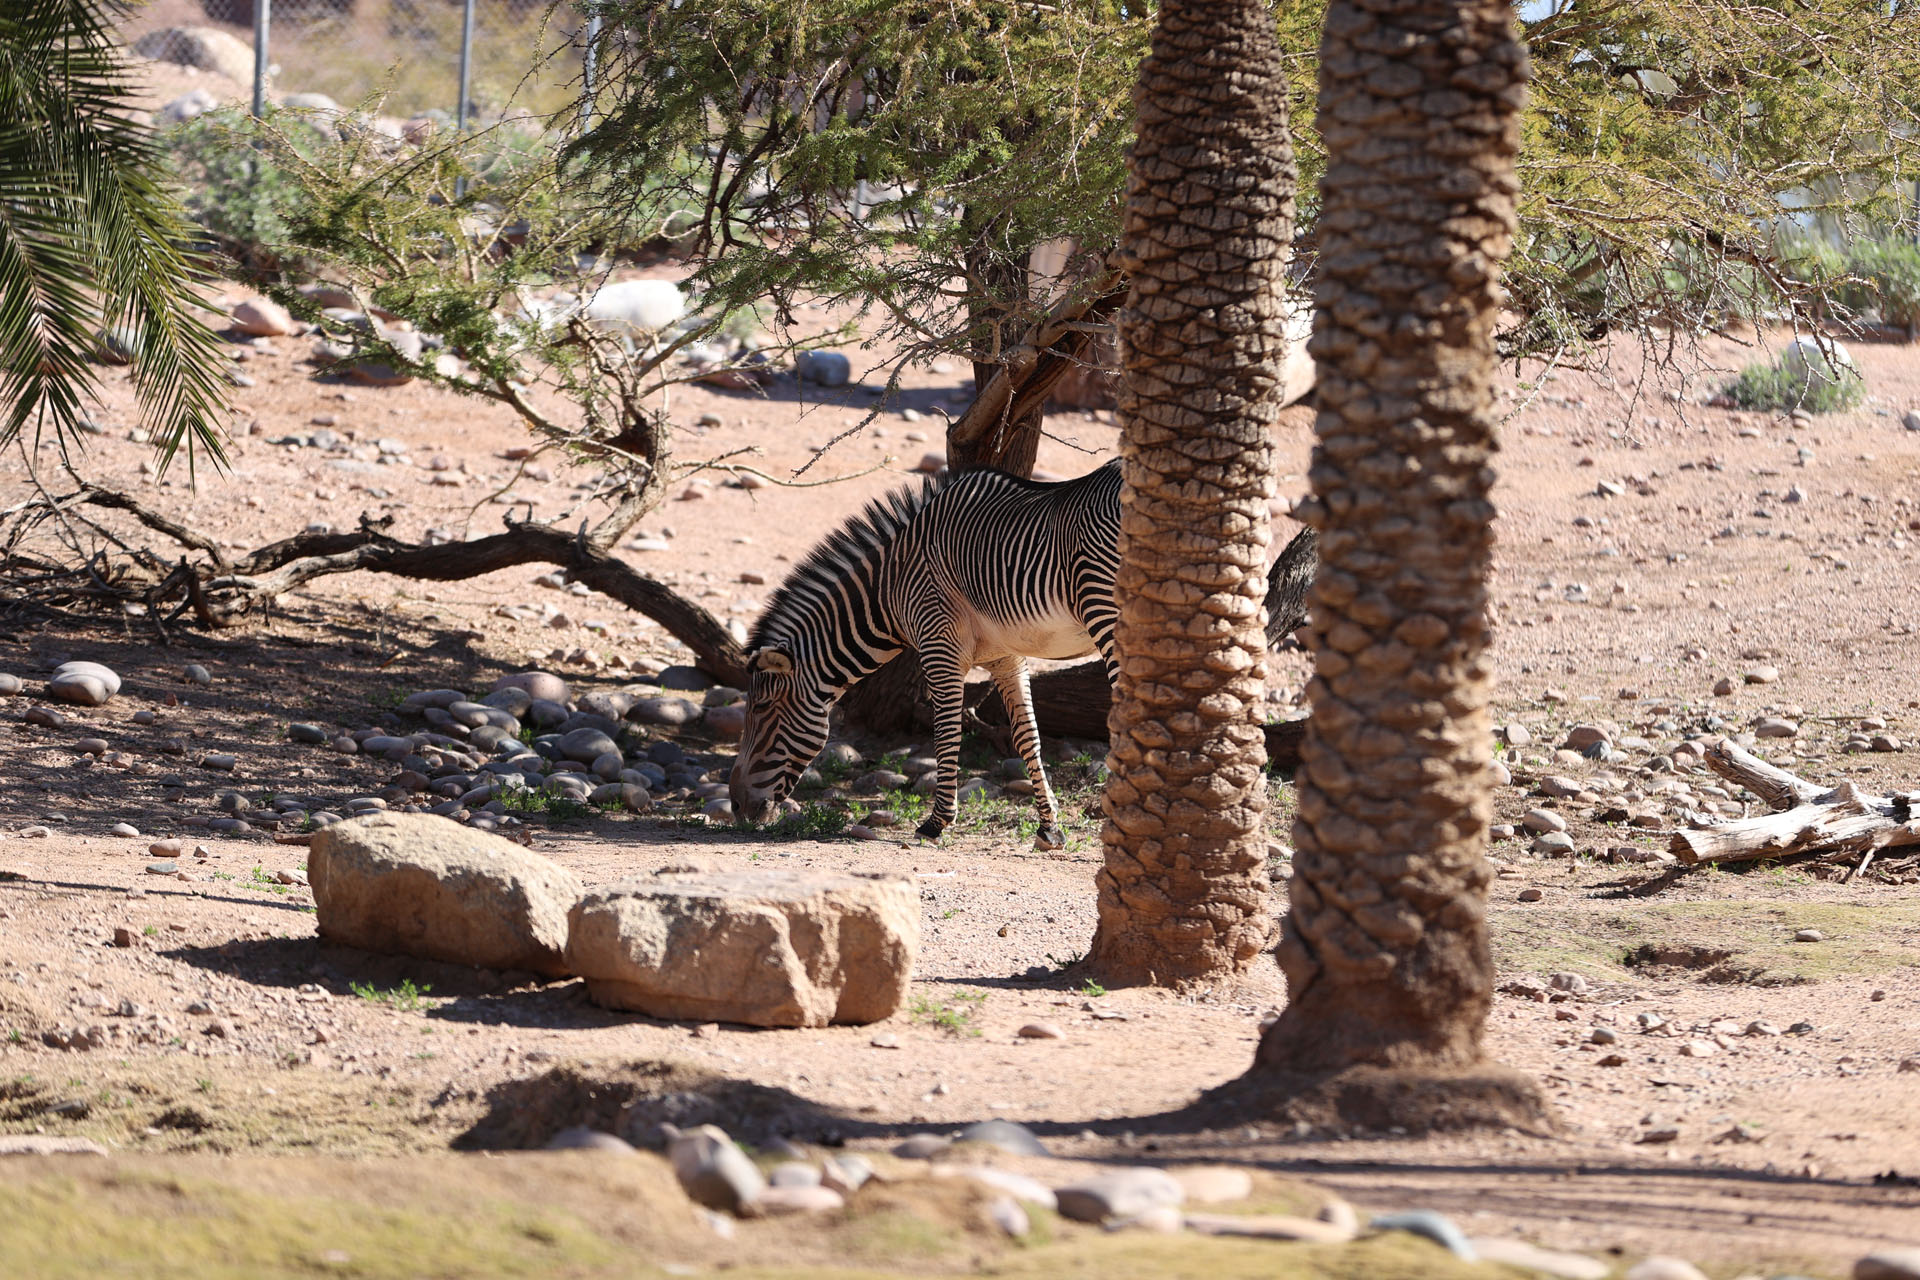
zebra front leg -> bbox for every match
[986,656,1064,852]
[914,644,968,841]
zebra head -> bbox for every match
[729,643,834,824]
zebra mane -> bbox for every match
[749,472,945,651]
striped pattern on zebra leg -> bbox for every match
[914,637,970,841]
[985,655,1063,852]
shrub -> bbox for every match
[1723,344,1865,414]
[1846,237,1920,331]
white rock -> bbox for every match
[1055,1168,1184,1223]
[231,298,297,337]
[1625,1258,1709,1280]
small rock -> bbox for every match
[1794,928,1825,943]
[1055,1169,1184,1223]
[289,723,327,744]
[183,664,212,686]
[110,822,139,838]
[870,1032,901,1050]
[987,1196,1030,1238]
[744,1185,844,1217]
[1517,888,1544,903]
[1170,1166,1252,1204]
[1471,1239,1610,1280]
[669,1125,765,1215]
[1532,832,1575,855]
[543,1127,636,1154]
[46,661,120,706]
[1744,665,1780,685]
[1856,1249,1920,1280]
[1522,807,1568,834]
[1678,1038,1717,1057]
[891,1134,949,1160]
[1370,1209,1475,1260]
[793,350,852,387]
[145,861,177,875]
[1624,1258,1709,1280]
[820,1154,873,1195]
[1017,1021,1064,1041]
[955,1119,1048,1157]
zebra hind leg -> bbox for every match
[914,641,968,841]
[986,656,1064,852]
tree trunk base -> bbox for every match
[1201,1062,1559,1137]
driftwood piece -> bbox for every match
[1668,739,1920,865]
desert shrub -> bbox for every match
[162,107,332,277]
[1845,237,1920,330]
[1723,343,1865,414]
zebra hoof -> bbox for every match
[1033,824,1065,852]
[915,818,945,841]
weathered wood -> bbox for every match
[1700,738,1829,809]
[1669,743,1920,865]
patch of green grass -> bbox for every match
[1495,898,1920,986]
[349,980,434,1013]
[247,867,290,896]
[1077,979,1107,998]
[497,783,593,823]
[908,988,987,1037]
[368,687,408,711]
[141,925,158,937]
[764,803,850,840]
[6,1030,21,1045]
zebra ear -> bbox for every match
[755,646,794,675]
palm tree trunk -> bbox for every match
[1088,0,1294,986]
[1237,0,1552,1130]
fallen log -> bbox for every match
[1668,739,1920,866]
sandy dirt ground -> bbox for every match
[2,250,1919,1276]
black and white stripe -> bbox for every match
[730,460,1124,849]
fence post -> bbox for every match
[250,0,271,118]
[456,0,477,135]
[582,11,603,130]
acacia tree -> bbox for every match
[1087,0,1294,986]
[1238,0,1550,1129]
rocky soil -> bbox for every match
[2,259,1919,1275]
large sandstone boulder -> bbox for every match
[566,869,917,1027]
[309,813,581,976]
[133,27,254,85]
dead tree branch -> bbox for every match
[1669,739,1920,866]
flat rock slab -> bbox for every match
[566,869,917,1027]
[0,1136,109,1156]
[309,813,580,976]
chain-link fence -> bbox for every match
[120,0,589,131]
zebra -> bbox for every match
[729,458,1317,850]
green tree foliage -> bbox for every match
[573,0,1920,369]
[0,0,231,471]
[1512,0,1920,350]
